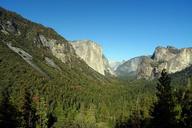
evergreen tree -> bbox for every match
[180,89,192,127]
[22,88,36,128]
[36,96,48,128]
[150,69,177,128]
[115,109,147,128]
[0,88,20,128]
[47,113,57,128]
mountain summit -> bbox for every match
[116,46,192,79]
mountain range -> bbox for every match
[1,7,191,79]
[69,39,192,79]
[0,7,192,128]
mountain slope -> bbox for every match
[0,7,155,128]
[0,7,109,81]
[1,6,191,128]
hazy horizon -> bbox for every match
[1,0,192,61]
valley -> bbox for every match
[0,6,191,128]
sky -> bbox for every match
[0,0,192,61]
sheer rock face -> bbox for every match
[153,47,192,73]
[116,46,192,79]
[152,46,179,62]
[36,35,75,63]
[70,40,113,75]
[102,55,115,75]
[136,57,153,79]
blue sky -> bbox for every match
[1,0,192,61]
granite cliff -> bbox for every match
[0,7,106,80]
[69,39,192,78]
[116,46,192,79]
[70,40,113,75]
[1,7,191,79]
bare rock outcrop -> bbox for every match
[36,35,75,63]
[70,40,113,75]
[116,46,192,79]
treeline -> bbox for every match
[0,40,191,127]
[0,7,155,127]
[115,70,192,128]
[0,40,155,128]
[0,76,155,128]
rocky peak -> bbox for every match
[152,46,180,62]
[116,46,192,79]
[70,40,113,75]
[152,46,192,72]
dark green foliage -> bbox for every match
[0,87,20,128]
[2,7,192,128]
[115,110,147,128]
[36,96,48,128]
[150,69,177,128]
[47,113,57,128]
[180,89,192,128]
[0,38,156,127]
[170,65,192,87]
[22,87,36,128]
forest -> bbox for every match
[1,38,192,128]
[0,7,192,128]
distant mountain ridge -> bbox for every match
[69,39,192,79]
[108,60,124,71]
[116,46,192,79]
[69,40,192,79]
[1,6,191,80]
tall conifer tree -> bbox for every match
[150,69,177,128]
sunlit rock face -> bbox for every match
[152,46,192,73]
[152,46,179,62]
[37,35,75,63]
[116,46,192,79]
[136,56,154,79]
[70,40,113,75]
[102,55,115,75]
